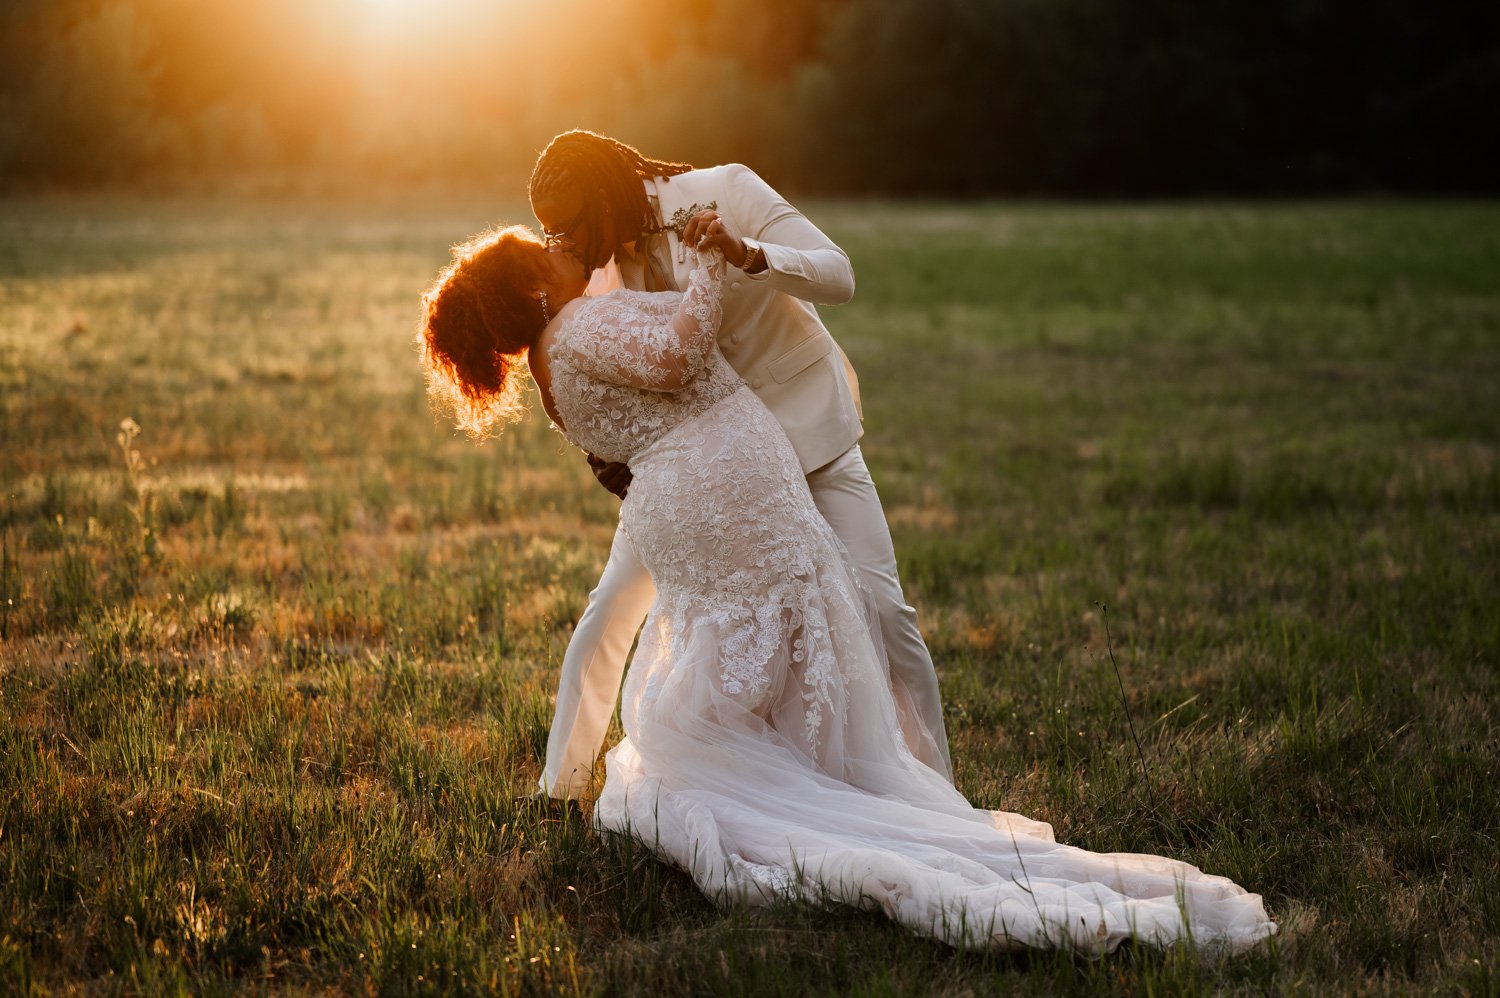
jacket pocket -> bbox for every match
[767,335,833,383]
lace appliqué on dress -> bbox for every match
[545,252,864,752]
[546,252,738,466]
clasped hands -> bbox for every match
[681,207,754,270]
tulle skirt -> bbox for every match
[597,388,1276,955]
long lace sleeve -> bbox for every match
[575,250,725,392]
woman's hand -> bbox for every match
[681,209,748,269]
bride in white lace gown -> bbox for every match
[419,223,1276,956]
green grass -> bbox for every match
[2,195,1497,994]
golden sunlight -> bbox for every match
[358,0,427,11]
[356,0,460,32]
[351,0,512,46]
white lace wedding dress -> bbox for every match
[544,252,1276,955]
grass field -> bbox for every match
[1,196,1497,994]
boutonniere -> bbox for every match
[665,201,718,240]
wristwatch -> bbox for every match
[740,238,764,274]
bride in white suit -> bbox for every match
[527,131,952,798]
[416,192,1277,952]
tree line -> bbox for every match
[1,0,1495,196]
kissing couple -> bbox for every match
[418,129,1275,955]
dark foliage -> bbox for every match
[0,0,1495,194]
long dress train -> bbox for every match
[543,252,1276,955]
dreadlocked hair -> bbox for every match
[529,130,694,270]
[418,225,551,440]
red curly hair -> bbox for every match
[419,225,551,439]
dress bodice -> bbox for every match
[546,256,743,464]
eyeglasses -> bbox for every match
[543,230,578,254]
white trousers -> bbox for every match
[539,444,953,797]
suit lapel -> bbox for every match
[650,173,699,292]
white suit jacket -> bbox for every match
[585,164,864,474]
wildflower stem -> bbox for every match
[1098,602,1151,787]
